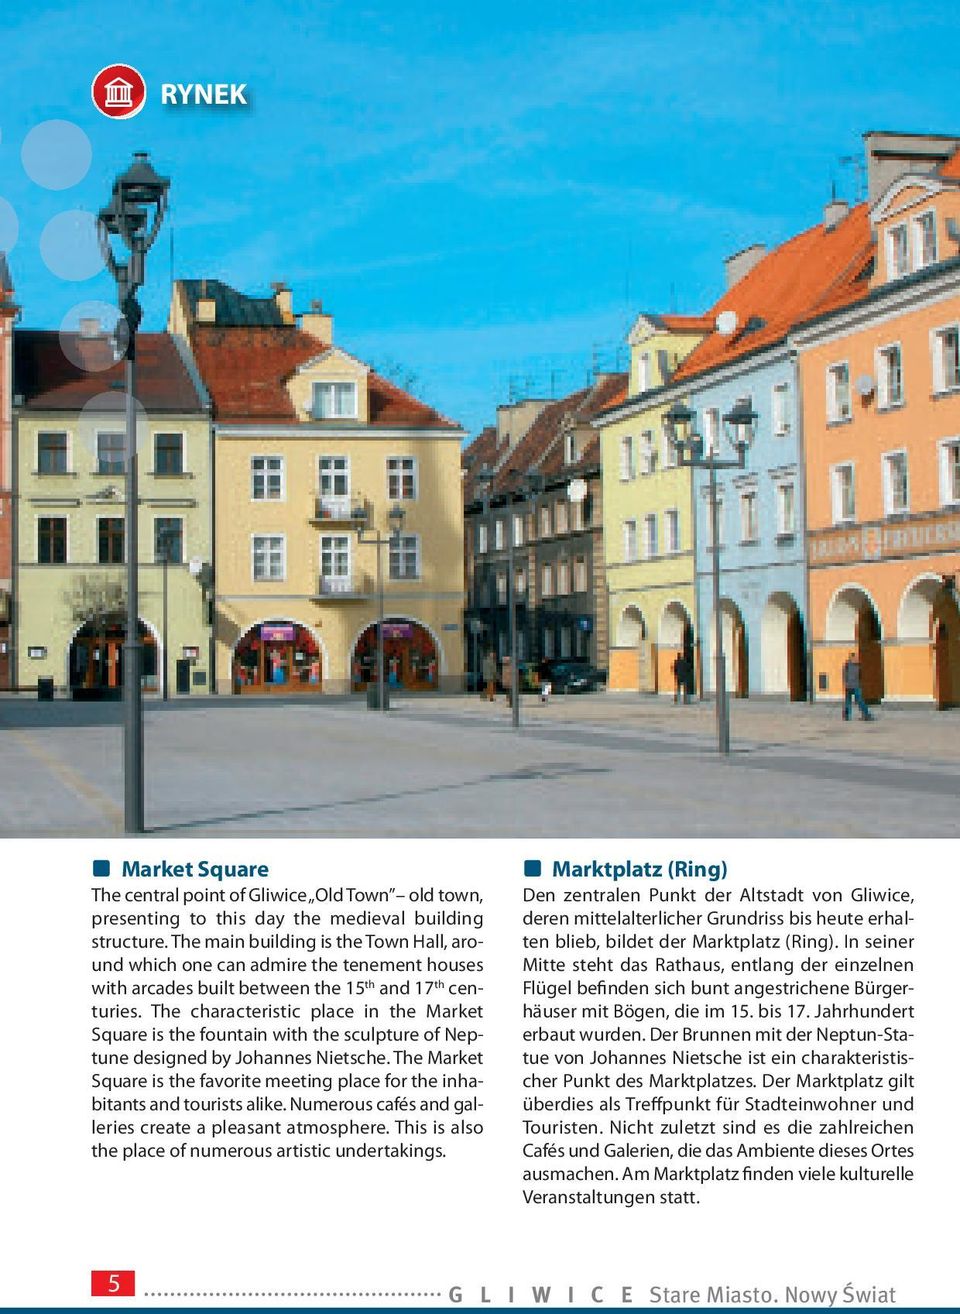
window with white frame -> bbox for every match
[494,518,505,550]
[555,501,569,534]
[882,450,910,515]
[827,362,852,422]
[739,490,759,543]
[476,523,488,554]
[637,353,651,392]
[319,455,349,496]
[573,556,587,592]
[887,223,910,279]
[619,434,636,480]
[933,325,960,392]
[389,533,420,579]
[831,464,856,524]
[560,626,572,658]
[662,426,677,468]
[387,456,417,500]
[97,430,125,475]
[252,534,285,580]
[664,507,680,553]
[320,533,350,579]
[541,562,554,597]
[914,211,937,269]
[313,380,358,419]
[251,455,284,500]
[643,512,658,559]
[496,572,507,605]
[939,440,960,506]
[570,498,584,531]
[772,384,790,436]
[776,482,796,536]
[37,431,69,475]
[877,344,903,408]
[623,519,638,563]
[640,430,657,474]
[557,559,570,595]
[515,567,526,597]
[564,432,577,465]
[702,407,721,454]
[540,504,552,538]
[512,512,524,547]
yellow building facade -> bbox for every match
[595,315,709,692]
[174,280,466,695]
[14,330,213,695]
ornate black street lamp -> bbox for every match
[97,152,169,833]
[353,501,406,711]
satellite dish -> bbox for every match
[856,374,875,398]
[567,477,588,504]
[716,310,738,336]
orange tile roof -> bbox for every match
[940,147,960,180]
[671,204,873,383]
[190,324,459,428]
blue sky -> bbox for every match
[1,0,958,434]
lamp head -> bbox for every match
[723,398,758,453]
[662,400,695,455]
[388,503,406,534]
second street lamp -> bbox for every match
[353,500,405,712]
[662,397,757,756]
[97,151,169,833]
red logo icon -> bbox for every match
[91,1271,136,1297]
[91,65,147,119]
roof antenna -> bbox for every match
[839,154,866,203]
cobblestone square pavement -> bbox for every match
[0,692,957,837]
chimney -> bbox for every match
[196,281,216,324]
[864,131,960,204]
[823,197,849,230]
[78,317,101,338]
[272,281,294,324]
[300,297,333,344]
[724,243,767,289]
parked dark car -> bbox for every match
[538,660,602,693]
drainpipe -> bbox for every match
[792,345,815,702]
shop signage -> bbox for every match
[28,646,47,659]
[261,624,296,642]
[809,511,960,567]
[182,645,200,660]
[382,623,413,639]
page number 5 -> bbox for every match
[91,1271,135,1297]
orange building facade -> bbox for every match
[797,154,960,705]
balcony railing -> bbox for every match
[314,571,374,599]
[312,494,354,523]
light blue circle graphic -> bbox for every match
[59,301,129,371]
[22,120,93,190]
[40,209,104,281]
[0,196,19,253]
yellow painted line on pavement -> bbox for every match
[9,730,123,830]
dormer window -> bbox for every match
[887,224,910,279]
[914,211,937,269]
[564,432,577,465]
[313,381,357,420]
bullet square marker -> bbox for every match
[92,860,111,878]
[524,859,542,877]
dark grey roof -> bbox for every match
[179,278,284,327]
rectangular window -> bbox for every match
[319,456,350,496]
[251,456,284,501]
[739,491,759,543]
[154,517,183,563]
[515,567,526,598]
[702,408,721,455]
[252,534,285,581]
[772,384,790,436]
[476,523,488,554]
[706,497,725,550]
[38,516,67,564]
[622,519,638,563]
[557,559,570,595]
[573,556,587,593]
[640,430,657,475]
[643,513,658,559]
[154,432,184,475]
[933,326,960,392]
[543,628,555,659]
[496,572,507,605]
[570,498,584,531]
[914,211,937,269]
[664,508,680,553]
[776,483,796,536]
[541,562,553,597]
[560,626,572,658]
[97,431,125,475]
[662,425,677,469]
[831,464,856,524]
[619,434,635,481]
[387,456,417,500]
[877,344,903,408]
[389,533,420,580]
[939,441,960,506]
[882,450,910,515]
[37,431,68,475]
[313,381,358,419]
[512,513,524,547]
[320,533,350,578]
[98,517,124,565]
[827,363,852,422]
[540,504,552,538]
[494,519,505,550]
[888,223,910,278]
[555,501,569,534]
[636,353,651,392]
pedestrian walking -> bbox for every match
[482,649,498,702]
[673,654,692,705]
[672,653,683,704]
[842,651,874,722]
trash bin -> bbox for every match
[366,685,389,710]
[37,678,54,701]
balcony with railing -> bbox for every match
[313,571,374,600]
[311,494,355,524]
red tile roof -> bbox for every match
[940,147,960,181]
[15,332,204,411]
[671,204,873,383]
[190,325,459,428]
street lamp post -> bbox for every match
[156,524,179,701]
[98,152,169,833]
[353,501,405,711]
[662,398,757,756]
